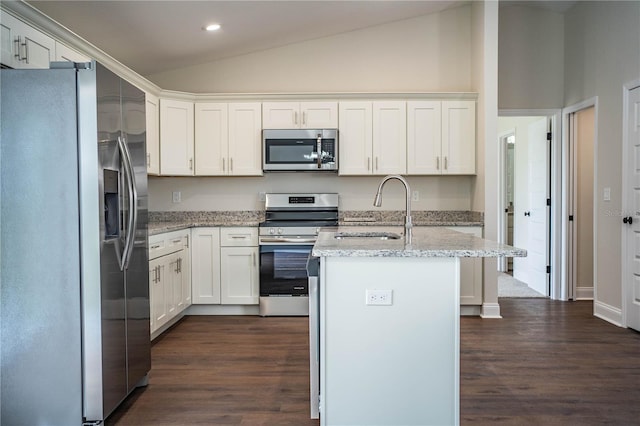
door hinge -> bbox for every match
[569,215,574,221]
[547,132,552,141]
[546,265,551,274]
[546,198,551,206]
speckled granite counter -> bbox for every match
[148,211,264,236]
[339,210,483,227]
[312,226,525,258]
[148,210,484,236]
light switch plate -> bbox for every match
[604,187,611,201]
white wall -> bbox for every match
[148,174,473,211]
[146,6,472,93]
[498,5,565,109]
[564,1,640,315]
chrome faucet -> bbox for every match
[373,174,412,244]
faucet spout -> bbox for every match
[372,175,412,244]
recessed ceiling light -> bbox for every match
[205,23,221,32]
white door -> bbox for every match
[625,86,640,331]
[526,117,550,296]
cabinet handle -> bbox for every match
[444,156,448,170]
[222,157,226,172]
[231,235,247,239]
[14,37,20,60]
[189,158,193,170]
[367,157,371,171]
[147,153,151,167]
[171,238,181,244]
[150,244,161,250]
[185,235,189,248]
[375,157,379,171]
[23,39,29,64]
[252,252,256,266]
[294,111,298,125]
[436,157,440,170]
[230,158,233,172]
[302,111,306,125]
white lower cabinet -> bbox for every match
[192,227,259,305]
[149,229,191,339]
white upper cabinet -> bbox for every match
[54,42,90,63]
[372,101,406,175]
[262,101,337,129]
[407,101,442,175]
[195,102,262,176]
[195,102,228,175]
[227,102,262,176]
[160,98,194,176]
[1,11,54,69]
[339,101,406,175]
[145,93,160,175]
[442,100,476,174]
[407,100,475,175]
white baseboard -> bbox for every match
[480,302,502,319]
[460,305,482,316]
[575,286,594,300]
[151,312,185,341]
[593,300,623,327]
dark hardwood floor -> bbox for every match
[107,299,640,425]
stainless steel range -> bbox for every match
[259,193,339,316]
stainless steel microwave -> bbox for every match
[262,129,338,172]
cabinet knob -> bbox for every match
[623,216,633,225]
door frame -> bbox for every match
[622,79,640,328]
[562,97,598,302]
[498,129,515,273]
[498,109,561,299]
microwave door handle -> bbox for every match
[316,134,322,169]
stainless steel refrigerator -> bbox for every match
[0,61,150,425]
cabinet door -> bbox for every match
[191,228,221,304]
[338,101,373,175]
[195,103,229,175]
[149,259,168,331]
[447,227,483,305]
[442,101,476,175]
[181,241,192,308]
[55,42,90,62]
[301,101,338,128]
[407,101,442,175]
[228,102,262,176]
[1,11,18,68]
[145,93,160,175]
[372,101,406,175]
[17,21,55,69]
[220,247,259,305]
[160,98,194,175]
[262,102,299,129]
[166,252,180,318]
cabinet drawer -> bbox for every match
[149,229,189,259]
[220,227,258,246]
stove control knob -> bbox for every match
[269,228,275,235]
[277,228,283,235]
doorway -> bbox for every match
[567,106,596,300]
[498,110,561,298]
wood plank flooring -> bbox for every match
[107,299,640,425]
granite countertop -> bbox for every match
[147,210,485,236]
[312,226,526,258]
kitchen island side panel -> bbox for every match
[320,256,460,426]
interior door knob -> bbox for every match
[623,216,633,224]
[524,211,531,217]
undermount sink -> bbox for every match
[334,231,402,240]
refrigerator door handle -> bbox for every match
[117,136,138,270]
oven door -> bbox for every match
[259,244,312,296]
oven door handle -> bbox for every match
[260,237,317,244]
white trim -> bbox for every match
[480,302,502,319]
[575,287,594,300]
[185,304,260,316]
[594,300,623,327]
[562,98,598,310]
[622,79,640,328]
[498,129,515,272]
[498,109,562,300]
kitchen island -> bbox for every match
[311,226,525,426]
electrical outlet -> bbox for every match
[366,289,393,306]
[412,190,419,202]
[172,191,181,203]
